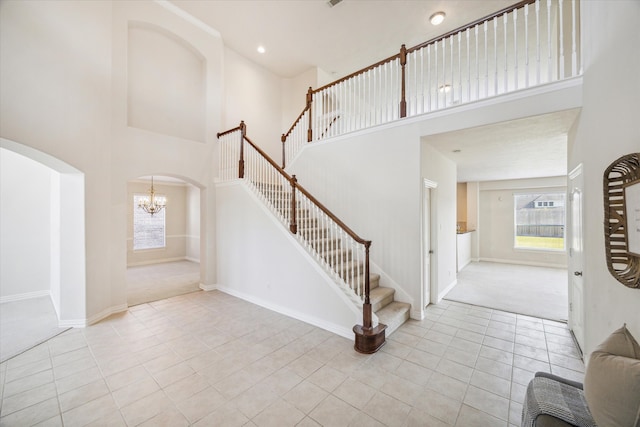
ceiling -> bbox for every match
[426,109,581,182]
[169,0,515,79]
[167,0,578,183]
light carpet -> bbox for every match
[126,260,201,306]
[0,296,69,363]
[445,261,568,321]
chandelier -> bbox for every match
[138,176,166,216]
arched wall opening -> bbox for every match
[0,138,86,326]
[125,174,205,306]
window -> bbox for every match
[514,193,565,250]
[133,194,166,250]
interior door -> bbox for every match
[569,164,585,352]
[423,179,437,310]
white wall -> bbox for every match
[186,184,200,262]
[223,47,283,161]
[0,149,52,299]
[216,182,360,337]
[1,0,222,324]
[281,67,317,134]
[287,124,423,316]
[478,177,568,268]
[570,0,640,357]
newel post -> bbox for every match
[306,87,313,142]
[281,134,286,169]
[399,44,407,118]
[353,240,387,354]
[289,175,298,234]
[239,121,246,179]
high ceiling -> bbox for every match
[167,0,577,183]
[169,0,515,79]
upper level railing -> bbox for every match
[282,0,581,167]
[219,122,380,351]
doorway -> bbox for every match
[568,164,585,352]
[422,179,437,315]
[126,176,202,306]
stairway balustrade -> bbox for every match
[282,0,581,166]
[218,122,384,352]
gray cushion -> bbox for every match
[583,324,640,427]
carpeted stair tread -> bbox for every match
[376,301,411,335]
[369,286,395,312]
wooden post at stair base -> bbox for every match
[239,121,246,179]
[289,175,298,234]
[353,241,387,354]
[281,134,286,169]
[399,44,407,118]
[306,87,313,142]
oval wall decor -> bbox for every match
[603,152,640,288]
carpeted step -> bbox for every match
[369,286,395,312]
[376,301,411,336]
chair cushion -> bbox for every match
[583,324,640,427]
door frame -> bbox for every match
[568,163,585,353]
[421,178,438,319]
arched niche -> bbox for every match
[127,22,206,142]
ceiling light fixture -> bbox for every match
[257,46,266,54]
[439,84,452,93]
[430,11,446,26]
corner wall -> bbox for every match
[569,0,640,357]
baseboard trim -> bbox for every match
[83,303,129,327]
[185,257,200,263]
[217,286,353,340]
[438,279,458,302]
[0,290,50,303]
[478,258,567,269]
[199,283,217,291]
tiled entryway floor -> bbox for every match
[0,291,584,426]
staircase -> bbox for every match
[255,181,411,338]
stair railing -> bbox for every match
[218,121,384,352]
[282,0,581,166]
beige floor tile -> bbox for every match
[137,406,190,427]
[55,366,103,395]
[394,359,433,387]
[0,397,60,426]
[5,357,52,383]
[192,401,248,427]
[233,382,279,419]
[3,368,54,398]
[259,366,303,396]
[62,394,120,427]
[333,377,377,410]
[455,404,508,427]
[470,370,511,399]
[307,364,347,392]
[119,389,174,426]
[163,373,210,403]
[464,385,510,421]
[112,376,160,408]
[424,372,468,402]
[283,380,328,414]
[475,356,512,380]
[363,389,413,427]
[175,386,227,423]
[436,358,474,383]
[310,394,360,427]
[287,354,323,378]
[105,365,151,391]
[58,379,110,412]
[413,387,461,425]
[253,398,306,427]
[509,401,524,425]
[381,373,424,405]
[2,381,57,415]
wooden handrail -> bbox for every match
[313,53,400,94]
[242,133,369,247]
[216,125,242,138]
[406,0,536,55]
[283,106,310,140]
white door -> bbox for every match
[423,179,437,310]
[569,165,585,352]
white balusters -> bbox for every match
[278,0,581,162]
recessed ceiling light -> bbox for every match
[452,149,461,153]
[257,46,266,54]
[430,11,446,26]
[439,84,452,93]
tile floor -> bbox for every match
[0,291,584,426]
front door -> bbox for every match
[569,164,585,353]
